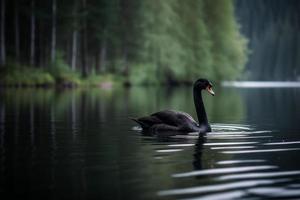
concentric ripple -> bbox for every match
[152,123,300,200]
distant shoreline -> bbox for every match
[2,80,300,89]
[222,81,300,88]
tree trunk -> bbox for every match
[71,1,78,71]
[81,0,88,77]
[0,104,5,153]
[30,0,35,66]
[14,0,20,62]
[122,47,129,76]
[71,30,78,71]
[120,0,132,77]
[0,0,5,66]
[98,38,106,73]
[39,19,44,67]
[50,0,56,63]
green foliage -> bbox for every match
[3,0,248,86]
[129,64,159,85]
[133,0,248,83]
[83,73,124,87]
[0,61,123,87]
[203,0,248,80]
[0,63,55,86]
[49,52,81,86]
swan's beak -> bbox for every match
[206,86,215,96]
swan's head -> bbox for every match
[194,79,215,96]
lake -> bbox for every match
[1,85,300,200]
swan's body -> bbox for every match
[131,110,202,132]
[131,79,215,133]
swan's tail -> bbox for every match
[129,117,148,129]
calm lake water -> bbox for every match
[1,86,300,200]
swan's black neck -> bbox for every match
[193,87,208,126]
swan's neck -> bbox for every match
[193,88,208,126]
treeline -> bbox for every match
[236,0,300,81]
[0,0,247,86]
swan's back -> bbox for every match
[132,110,199,132]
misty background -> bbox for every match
[236,0,300,81]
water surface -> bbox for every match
[0,86,300,199]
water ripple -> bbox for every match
[156,149,183,153]
[204,142,258,146]
[264,141,300,145]
[182,190,245,200]
[149,123,300,200]
[207,136,272,139]
[211,146,255,150]
[158,179,286,196]
[212,124,252,131]
[222,148,300,154]
[172,166,277,178]
[217,160,266,165]
[248,187,300,198]
[217,170,300,181]
[167,143,195,147]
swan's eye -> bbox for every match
[206,85,215,96]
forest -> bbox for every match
[235,0,300,81]
[0,0,248,86]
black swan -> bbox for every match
[131,79,215,133]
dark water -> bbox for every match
[0,86,300,200]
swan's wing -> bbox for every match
[175,111,198,125]
[151,110,198,127]
[150,110,179,126]
[132,115,163,129]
